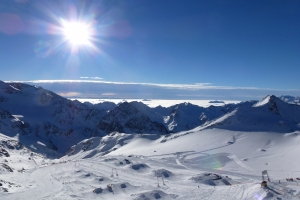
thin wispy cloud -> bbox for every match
[13,79,264,89]
[57,92,82,97]
[80,77,103,80]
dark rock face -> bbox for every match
[99,121,125,133]
[0,148,10,157]
[0,109,12,119]
[267,95,281,115]
[2,163,13,172]
[98,102,168,134]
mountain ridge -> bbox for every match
[1,81,300,155]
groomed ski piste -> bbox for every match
[2,127,300,199]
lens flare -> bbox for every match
[0,13,24,35]
[34,40,52,58]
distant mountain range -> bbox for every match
[279,95,300,105]
[1,80,300,154]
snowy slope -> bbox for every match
[2,128,300,199]
[205,95,300,132]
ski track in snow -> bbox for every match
[228,155,255,172]
[2,129,300,199]
[1,151,297,200]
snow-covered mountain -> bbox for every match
[0,81,238,153]
[206,95,300,132]
[97,101,239,134]
[1,81,300,155]
[279,95,300,105]
[164,102,240,132]
[0,81,110,153]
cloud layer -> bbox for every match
[6,80,300,100]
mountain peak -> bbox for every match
[253,95,280,107]
[252,95,285,116]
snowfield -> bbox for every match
[2,128,300,199]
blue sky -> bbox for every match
[1,0,300,100]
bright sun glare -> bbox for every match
[62,21,92,46]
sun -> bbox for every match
[61,21,93,46]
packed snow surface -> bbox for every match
[1,128,300,199]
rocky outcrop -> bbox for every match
[98,102,168,134]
